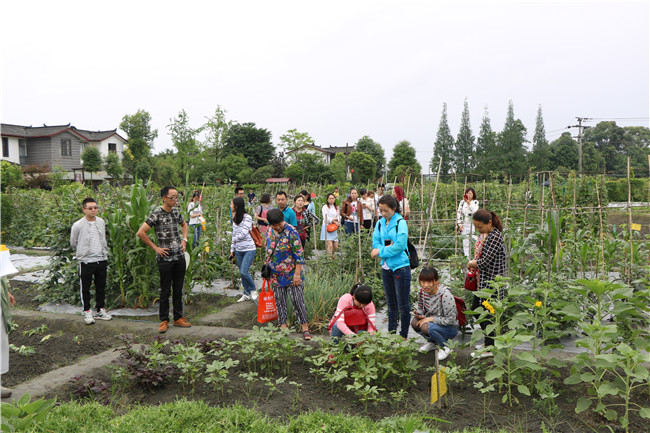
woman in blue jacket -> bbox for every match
[371,195,411,339]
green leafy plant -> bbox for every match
[0,392,56,432]
[9,344,35,357]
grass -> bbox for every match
[33,400,511,433]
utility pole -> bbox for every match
[568,117,590,175]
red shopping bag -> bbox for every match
[257,279,278,323]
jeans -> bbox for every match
[381,266,412,338]
[344,221,359,235]
[235,250,256,296]
[158,258,186,322]
[191,224,201,247]
[412,319,458,348]
[330,323,366,342]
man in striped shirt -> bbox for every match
[70,197,112,325]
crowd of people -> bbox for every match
[1,182,507,399]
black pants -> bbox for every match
[363,219,372,230]
[79,261,107,312]
[158,258,186,322]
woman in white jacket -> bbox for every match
[320,193,340,258]
[456,187,479,259]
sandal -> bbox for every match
[302,330,312,340]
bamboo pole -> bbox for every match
[482,179,486,208]
[627,157,633,284]
[595,180,605,278]
[422,157,443,262]
[523,171,530,238]
[453,172,459,257]
[539,173,545,230]
[505,176,512,230]
[357,218,364,283]
[573,174,578,273]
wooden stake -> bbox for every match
[482,179,486,209]
[595,180,605,277]
[422,157,443,262]
[573,174,579,275]
[523,170,530,238]
[627,157,633,284]
[540,173,545,230]
[505,176,512,230]
[453,172,459,257]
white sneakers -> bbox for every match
[94,308,112,321]
[438,346,453,361]
[237,292,259,303]
[83,308,112,324]
[419,342,437,353]
[83,310,95,325]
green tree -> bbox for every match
[454,99,475,176]
[583,121,625,173]
[581,142,606,173]
[549,132,578,171]
[389,140,421,180]
[152,156,182,186]
[279,129,314,162]
[81,146,102,184]
[222,122,275,170]
[475,106,497,177]
[134,159,152,182]
[284,164,306,183]
[251,165,275,183]
[348,152,376,185]
[355,136,385,178]
[202,105,232,159]
[120,109,158,176]
[528,105,551,172]
[496,100,528,178]
[103,152,124,183]
[216,154,252,183]
[0,161,24,191]
[167,109,200,173]
[431,103,454,176]
[330,153,347,183]
[293,153,334,183]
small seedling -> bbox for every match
[9,344,35,357]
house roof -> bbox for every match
[1,123,126,142]
[285,144,355,155]
[266,178,290,183]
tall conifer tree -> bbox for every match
[475,106,497,177]
[497,100,528,178]
[529,105,551,171]
[431,103,454,176]
[454,99,475,175]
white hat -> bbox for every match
[0,245,19,277]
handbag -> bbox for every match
[464,270,477,291]
[250,226,263,248]
[260,230,280,280]
[327,223,338,233]
[257,279,278,323]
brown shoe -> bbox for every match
[173,317,191,328]
[158,321,169,333]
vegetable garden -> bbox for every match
[1,172,649,432]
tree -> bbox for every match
[529,105,551,172]
[202,105,232,159]
[134,159,152,182]
[330,153,347,183]
[81,146,102,184]
[167,109,200,173]
[454,99,475,176]
[284,164,306,183]
[389,140,421,180]
[431,103,454,176]
[216,154,252,183]
[103,152,124,183]
[279,129,314,162]
[348,152,376,185]
[251,165,275,183]
[496,100,528,178]
[222,122,275,170]
[475,106,498,177]
[549,132,578,171]
[355,136,385,178]
[293,153,334,183]
[120,110,158,172]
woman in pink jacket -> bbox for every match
[328,284,376,341]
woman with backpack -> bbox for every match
[411,267,458,360]
[255,193,272,235]
[328,284,376,341]
[371,195,412,340]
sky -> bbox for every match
[1,0,648,173]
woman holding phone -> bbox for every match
[456,187,479,259]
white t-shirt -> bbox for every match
[188,202,202,225]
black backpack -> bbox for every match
[378,218,419,269]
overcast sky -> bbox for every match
[2,0,648,172]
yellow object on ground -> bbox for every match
[430,367,447,404]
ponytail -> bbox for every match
[473,209,503,231]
